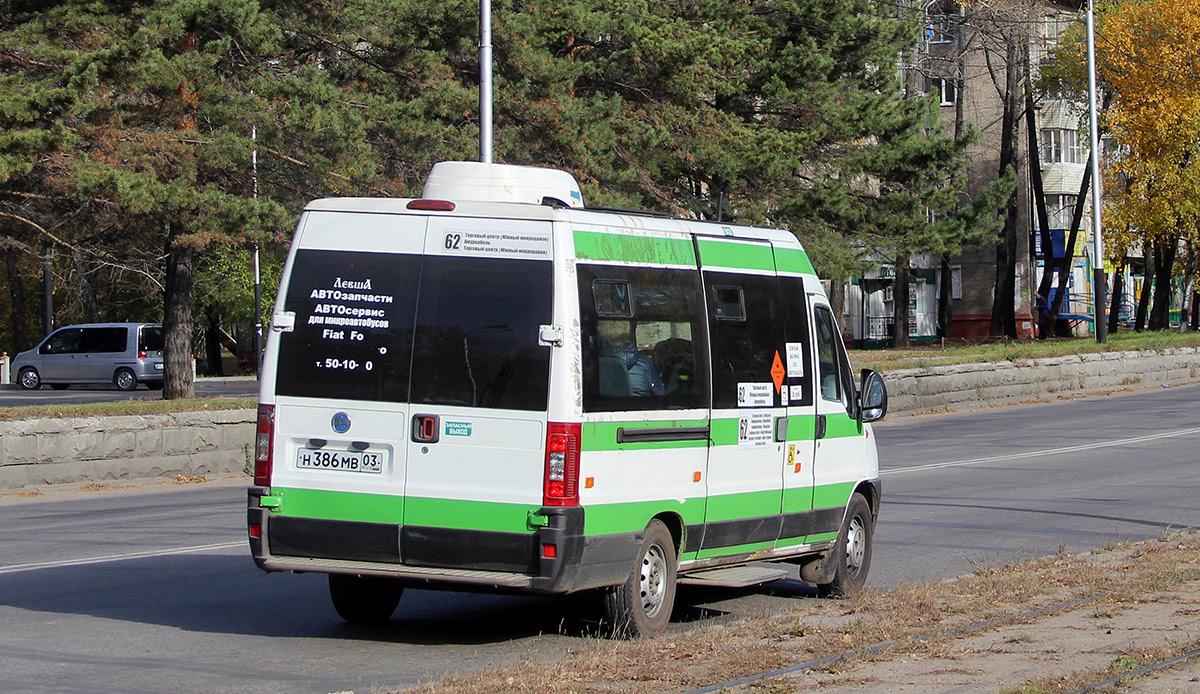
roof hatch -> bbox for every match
[422,161,584,209]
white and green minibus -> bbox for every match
[248,162,888,636]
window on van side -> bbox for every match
[409,256,552,411]
[81,327,127,353]
[706,272,785,409]
[778,277,813,407]
[814,306,854,412]
[40,328,83,355]
[578,264,709,412]
[276,249,420,402]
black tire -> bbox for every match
[603,519,677,638]
[146,380,164,390]
[49,384,70,390]
[817,492,874,598]
[17,367,40,390]
[328,574,403,624]
[113,368,138,391]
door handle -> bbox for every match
[815,414,827,440]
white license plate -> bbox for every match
[296,448,384,474]
[153,363,164,370]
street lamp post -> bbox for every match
[1086,0,1107,343]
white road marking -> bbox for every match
[882,426,1200,476]
[0,541,245,575]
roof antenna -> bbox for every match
[479,0,493,163]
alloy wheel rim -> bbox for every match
[846,516,866,573]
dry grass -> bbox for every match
[394,533,1200,694]
[0,396,255,421]
[170,474,210,484]
[76,482,136,492]
[1000,638,1200,693]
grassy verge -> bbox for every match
[396,532,1200,694]
[850,330,1200,373]
[0,396,256,421]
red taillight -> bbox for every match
[406,199,456,212]
[543,422,581,507]
[248,523,262,539]
[137,350,147,359]
[254,404,275,486]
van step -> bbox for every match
[678,564,789,588]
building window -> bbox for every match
[928,77,956,106]
[1041,128,1085,164]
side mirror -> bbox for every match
[858,369,888,423]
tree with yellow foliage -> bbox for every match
[1044,0,1200,330]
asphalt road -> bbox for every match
[0,377,259,407]
[0,384,1197,694]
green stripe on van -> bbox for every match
[271,487,535,534]
[271,487,404,525]
[773,246,817,275]
[697,238,775,272]
[581,419,710,451]
[695,540,774,559]
[573,230,696,266]
[584,496,706,536]
[813,482,855,510]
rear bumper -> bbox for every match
[247,487,635,594]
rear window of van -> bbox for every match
[275,249,552,410]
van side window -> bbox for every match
[40,328,83,355]
[81,327,127,353]
[814,306,854,411]
[778,277,813,406]
[138,327,163,353]
[578,264,709,412]
[706,272,784,409]
[410,256,552,411]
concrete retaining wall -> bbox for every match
[0,348,1197,490]
[0,409,255,489]
[884,347,1200,415]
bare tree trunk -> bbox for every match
[1148,236,1177,330]
[828,279,845,328]
[5,250,29,353]
[163,222,195,399]
[72,248,100,323]
[990,42,1021,338]
[205,304,225,377]
[41,244,53,338]
[1025,45,1055,301]
[893,258,911,348]
[938,255,954,338]
[1135,240,1153,332]
[1107,257,1124,335]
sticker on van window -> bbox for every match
[440,230,551,259]
[737,382,773,407]
[738,412,773,449]
[790,385,805,402]
[445,421,472,437]
[786,342,805,377]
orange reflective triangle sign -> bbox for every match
[771,351,786,393]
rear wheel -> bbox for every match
[328,574,403,624]
[817,492,873,598]
[18,367,40,390]
[146,380,163,390]
[49,384,70,390]
[603,519,677,638]
[113,368,137,391]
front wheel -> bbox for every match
[328,574,403,624]
[113,368,137,391]
[18,367,41,390]
[817,492,874,598]
[603,519,677,638]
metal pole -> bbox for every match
[41,244,53,337]
[1086,0,1107,342]
[479,0,494,163]
[252,123,263,374]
